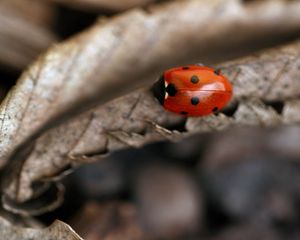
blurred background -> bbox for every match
[1,0,300,239]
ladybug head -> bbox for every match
[151,74,165,105]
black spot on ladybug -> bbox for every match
[191,75,199,84]
[166,83,178,97]
[213,107,219,112]
[151,74,165,105]
[182,66,190,70]
[191,97,200,105]
[181,111,188,115]
[214,69,221,75]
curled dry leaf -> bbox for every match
[0,0,57,70]
[1,0,300,214]
[4,39,300,211]
[0,217,82,240]
[48,0,159,11]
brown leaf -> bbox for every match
[1,0,300,214]
[282,99,300,124]
[0,217,82,240]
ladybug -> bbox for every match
[152,65,233,117]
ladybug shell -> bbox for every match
[152,65,233,117]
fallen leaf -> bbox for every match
[282,99,300,124]
[1,0,300,214]
[0,216,82,240]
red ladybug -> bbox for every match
[152,65,233,117]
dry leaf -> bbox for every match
[6,39,299,208]
[282,99,300,124]
[0,217,82,240]
[1,0,300,214]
